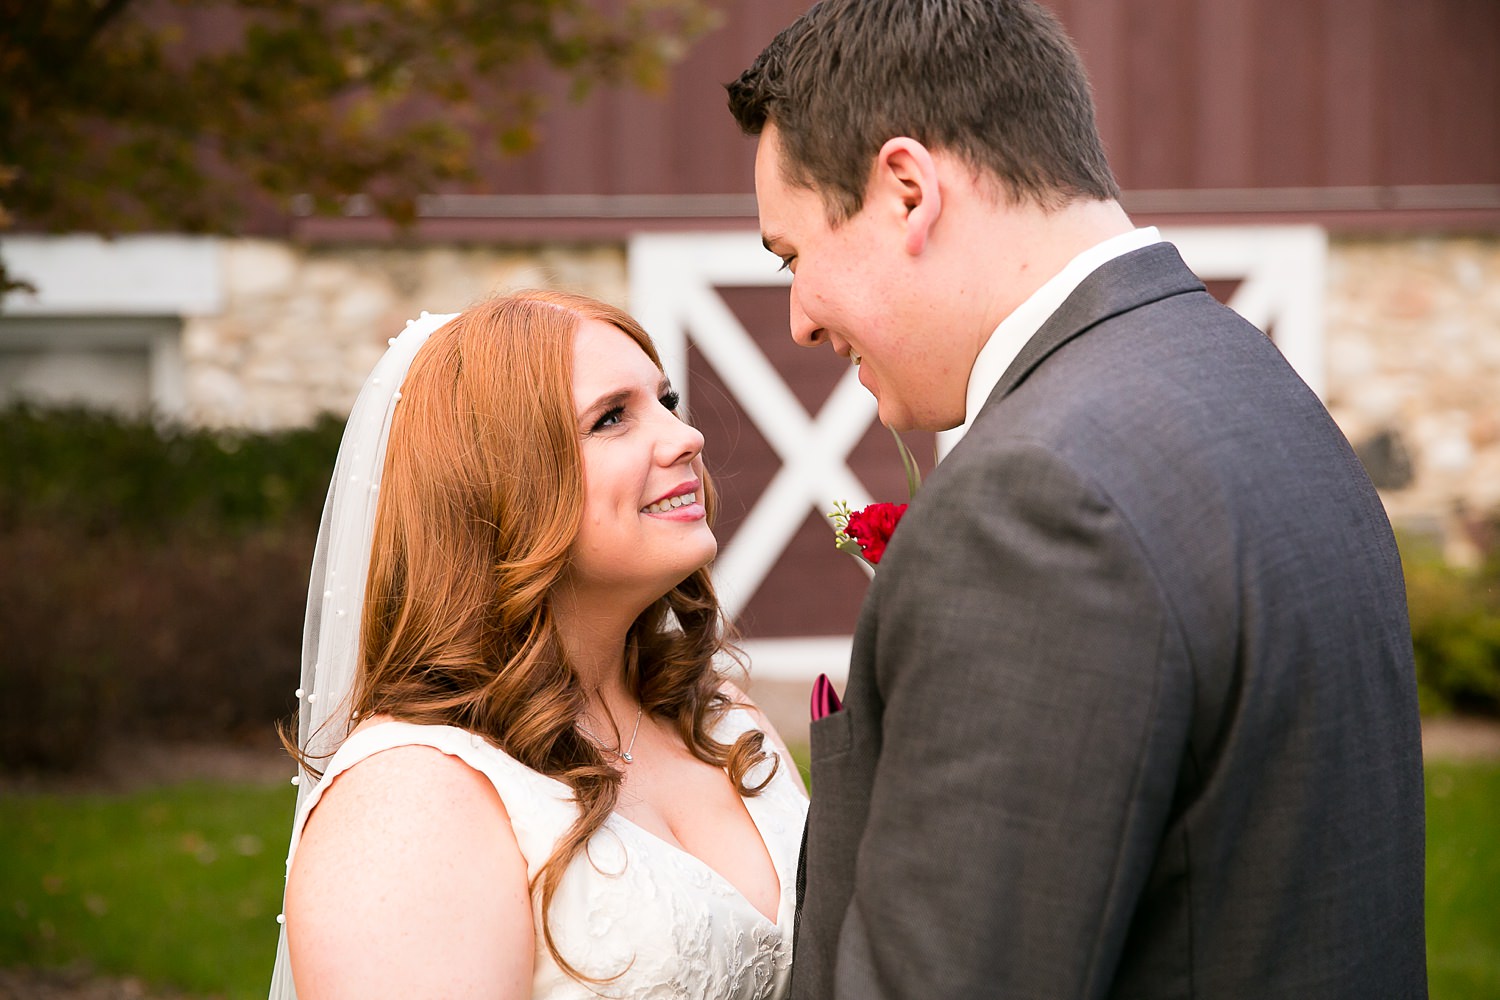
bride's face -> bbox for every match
[562,319,717,604]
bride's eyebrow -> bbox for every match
[579,387,632,423]
[577,373,675,425]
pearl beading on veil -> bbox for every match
[266,311,459,1000]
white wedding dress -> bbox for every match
[283,705,808,1000]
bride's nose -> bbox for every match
[656,410,705,467]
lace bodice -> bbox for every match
[284,709,807,1000]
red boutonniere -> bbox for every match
[831,501,907,565]
[829,428,923,569]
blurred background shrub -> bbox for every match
[0,404,343,773]
[2,404,1497,777]
[0,404,342,537]
[1403,530,1500,717]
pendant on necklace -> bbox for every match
[577,704,643,765]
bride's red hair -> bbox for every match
[337,290,772,980]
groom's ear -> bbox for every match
[872,137,941,257]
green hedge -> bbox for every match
[0,405,344,772]
[1403,532,1500,716]
[0,403,344,538]
[1,405,1497,775]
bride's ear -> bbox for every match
[872,137,942,257]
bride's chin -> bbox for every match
[673,545,719,586]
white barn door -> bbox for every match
[629,226,1327,683]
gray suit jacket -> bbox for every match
[791,244,1427,999]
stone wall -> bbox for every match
[181,239,628,429]
[1325,234,1500,562]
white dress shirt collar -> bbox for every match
[937,226,1162,454]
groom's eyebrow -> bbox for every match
[762,232,789,256]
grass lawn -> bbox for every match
[1,760,1496,998]
[0,780,294,1000]
[1425,760,1500,997]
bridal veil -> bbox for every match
[267,311,458,1000]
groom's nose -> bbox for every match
[789,282,825,347]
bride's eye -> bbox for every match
[660,390,681,413]
[591,405,626,432]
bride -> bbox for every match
[267,290,808,999]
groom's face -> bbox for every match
[754,125,965,432]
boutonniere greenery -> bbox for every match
[829,428,922,568]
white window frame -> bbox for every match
[0,235,222,418]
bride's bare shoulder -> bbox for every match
[286,734,534,998]
[318,737,507,827]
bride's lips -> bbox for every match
[641,480,705,519]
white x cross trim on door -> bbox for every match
[629,226,1328,682]
[629,232,879,623]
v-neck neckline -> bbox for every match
[605,748,788,928]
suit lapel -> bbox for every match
[984,242,1205,410]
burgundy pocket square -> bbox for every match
[810,673,843,721]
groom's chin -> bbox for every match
[870,390,965,434]
[878,408,958,435]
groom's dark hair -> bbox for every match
[726,0,1120,222]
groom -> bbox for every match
[728,1,1427,997]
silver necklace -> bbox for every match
[576,705,644,764]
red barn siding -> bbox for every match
[288,0,1498,241]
